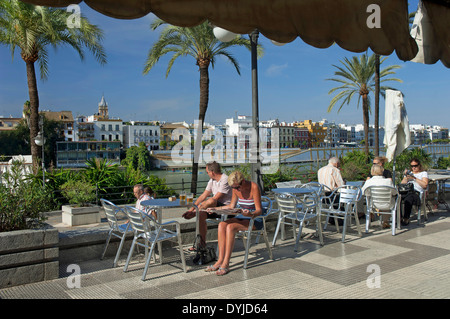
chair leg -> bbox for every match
[177,230,187,273]
[365,211,371,233]
[294,222,304,252]
[316,216,324,246]
[124,236,137,272]
[354,212,362,237]
[341,215,347,243]
[113,234,126,267]
[263,230,273,260]
[391,213,396,236]
[243,232,252,269]
[101,230,113,260]
[142,240,157,281]
[272,215,283,246]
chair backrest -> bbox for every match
[100,198,125,230]
[276,192,320,217]
[261,196,273,216]
[364,186,398,211]
[275,193,298,215]
[337,185,362,206]
[124,206,155,234]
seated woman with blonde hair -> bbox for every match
[362,164,394,228]
[205,171,262,276]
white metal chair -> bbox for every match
[235,196,276,269]
[100,199,133,267]
[363,186,401,236]
[123,206,186,281]
[321,185,363,242]
[273,193,324,251]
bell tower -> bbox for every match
[98,95,109,119]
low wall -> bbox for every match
[0,223,59,288]
[58,215,280,267]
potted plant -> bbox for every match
[60,178,100,226]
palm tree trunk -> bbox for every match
[363,97,370,159]
[374,54,380,156]
[191,61,210,195]
[25,60,41,171]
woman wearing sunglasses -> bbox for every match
[205,170,262,276]
[400,158,429,226]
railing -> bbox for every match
[52,178,210,208]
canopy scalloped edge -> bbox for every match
[20,0,423,61]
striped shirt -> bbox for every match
[318,164,344,191]
[237,198,256,210]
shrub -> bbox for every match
[60,178,96,207]
[0,161,54,232]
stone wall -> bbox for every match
[0,224,59,288]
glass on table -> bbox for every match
[179,190,186,204]
[186,193,194,204]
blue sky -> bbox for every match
[0,0,449,128]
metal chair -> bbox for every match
[273,193,324,251]
[100,199,133,267]
[363,186,400,236]
[123,206,186,281]
[321,185,363,242]
[235,196,276,269]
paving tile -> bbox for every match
[1,209,450,300]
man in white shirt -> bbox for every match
[134,184,152,211]
[182,161,232,248]
[318,157,345,192]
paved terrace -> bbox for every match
[1,201,450,305]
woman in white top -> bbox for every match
[362,164,394,228]
[400,158,429,225]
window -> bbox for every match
[108,124,112,131]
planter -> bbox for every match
[0,223,59,288]
[62,205,101,226]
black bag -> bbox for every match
[192,235,216,265]
[398,183,414,195]
[193,246,216,265]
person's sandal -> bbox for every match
[205,265,220,272]
[216,267,229,276]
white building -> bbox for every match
[74,96,123,144]
[123,122,160,150]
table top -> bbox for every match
[271,187,318,194]
[141,198,193,208]
[346,181,364,187]
[428,174,450,181]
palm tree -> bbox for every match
[0,0,106,170]
[144,19,260,194]
[327,53,402,158]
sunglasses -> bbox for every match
[373,162,380,165]
[231,181,243,189]
[410,164,419,168]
